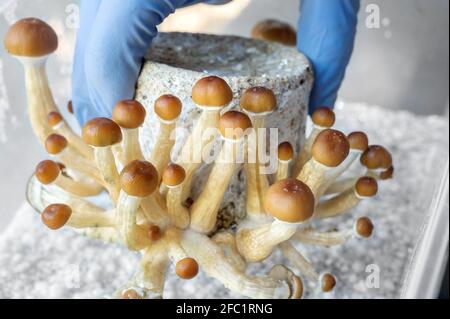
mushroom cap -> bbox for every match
[45,134,68,155]
[82,117,122,147]
[264,178,315,223]
[162,164,186,187]
[355,217,374,238]
[320,273,337,292]
[67,100,74,114]
[175,258,199,280]
[41,203,72,230]
[112,100,146,129]
[240,87,277,114]
[192,76,233,108]
[311,107,336,128]
[121,289,142,299]
[251,19,297,46]
[47,111,63,127]
[355,176,378,197]
[4,18,58,57]
[148,225,162,241]
[120,160,158,197]
[154,94,182,122]
[35,160,60,184]
[360,145,393,170]
[268,264,303,299]
[278,142,294,161]
[311,129,350,167]
[380,166,394,180]
[218,110,253,140]
[347,132,369,151]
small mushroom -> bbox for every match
[176,258,199,280]
[240,87,276,218]
[268,264,303,299]
[190,111,253,233]
[112,99,146,163]
[251,19,297,46]
[162,164,189,229]
[292,107,336,176]
[41,203,72,230]
[276,142,294,182]
[236,178,315,262]
[150,95,182,180]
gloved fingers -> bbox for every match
[72,0,102,125]
[83,0,185,124]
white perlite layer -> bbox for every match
[135,32,312,225]
[0,103,448,299]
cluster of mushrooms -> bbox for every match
[4,18,394,299]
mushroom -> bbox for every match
[4,18,59,144]
[67,100,74,114]
[190,111,253,233]
[82,118,123,201]
[293,216,375,246]
[148,225,163,242]
[41,203,72,230]
[150,95,182,179]
[276,142,294,182]
[296,129,350,199]
[268,264,303,299]
[176,76,233,200]
[112,100,146,164]
[35,160,102,197]
[117,160,158,250]
[47,111,94,160]
[292,107,336,177]
[251,19,297,46]
[162,164,189,229]
[240,87,276,218]
[315,177,378,219]
[45,133,103,185]
[181,230,292,299]
[236,178,315,263]
[176,258,199,280]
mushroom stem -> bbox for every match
[140,193,170,228]
[94,147,120,201]
[121,128,144,163]
[292,227,352,246]
[278,242,319,282]
[166,184,189,229]
[276,159,290,182]
[292,127,321,177]
[190,139,243,233]
[212,231,247,272]
[67,209,116,229]
[296,159,329,197]
[138,241,169,298]
[181,230,291,299]
[236,219,299,263]
[150,122,176,179]
[52,173,103,197]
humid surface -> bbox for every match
[0,103,448,299]
[136,32,312,226]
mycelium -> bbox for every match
[11,18,395,299]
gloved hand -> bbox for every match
[72,0,231,125]
[298,0,360,114]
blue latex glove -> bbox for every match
[73,0,359,125]
[298,0,360,114]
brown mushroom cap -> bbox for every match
[264,178,315,223]
[192,76,233,108]
[218,110,253,140]
[347,132,369,151]
[251,19,297,46]
[380,166,394,180]
[112,100,146,129]
[321,273,337,292]
[154,94,182,122]
[4,18,58,57]
[240,87,277,114]
[311,129,350,167]
[148,225,162,241]
[355,176,378,197]
[162,164,186,187]
[82,117,122,147]
[269,264,303,299]
[67,101,74,114]
[41,204,72,230]
[35,160,60,184]
[121,289,142,299]
[311,107,336,128]
[45,134,68,155]
[120,160,158,197]
[47,111,63,127]
[175,258,199,280]
[360,145,393,170]
[355,217,374,238]
[278,142,294,161]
